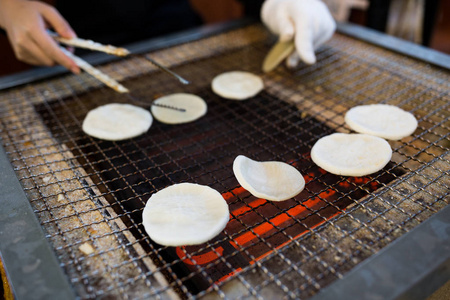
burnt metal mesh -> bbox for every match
[0,24,449,299]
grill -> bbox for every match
[0,21,449,299]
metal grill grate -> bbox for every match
[0,24,449,299]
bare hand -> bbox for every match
[0,0,80,73]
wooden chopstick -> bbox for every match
[49,31,190,86]
[49,31,130,57]
[61,47,129,93]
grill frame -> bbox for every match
[0,19,448,300]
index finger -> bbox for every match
[33,21,80,73]
[293,18,316,65]
[40,4,77,39]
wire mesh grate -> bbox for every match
[0,24,448,299]
[34,84,406,295]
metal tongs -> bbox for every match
[49,31,190,93]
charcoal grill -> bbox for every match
[0,20,449,300]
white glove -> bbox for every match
[261,0,336,65]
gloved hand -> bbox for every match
[0,0,79,73]
[261,0,336,66]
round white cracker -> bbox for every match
[211,71,264,100]
[151,93,207,124]
[142,183,229,246]
[233,155,305,201]
[311,133,392,177]
[82,103,152,141]
[345,104,418,140]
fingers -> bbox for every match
[40,4,77,39]
[14,37,54,66]
[285,51,300,69]
[261,0,295,41]
[291,1,336,65]
[13,32,79,72]
[5,1,80,73]
[37,4,79,73]
[32,22,80,73]
[315,21,336,49]
[311,5,336,49]
[293,18,316,65]
[275,11,295,42]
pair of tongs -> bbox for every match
[49,31,189,94]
